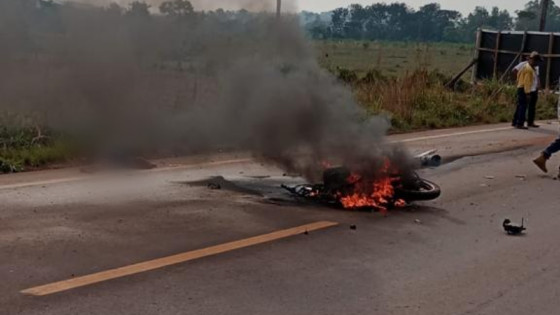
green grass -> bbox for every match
[313,40,474,77]
[0,126,75,173]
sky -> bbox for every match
[297,0,529,15]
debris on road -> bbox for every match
[415,150,442,168]
[484,176,495,180]
[503,218,526,235]
[282,172,300,177]
[184,176,262,196]
[515,175,527,180]
[414,219,422,224]
[350,225,357,230]
[207,183,221,190]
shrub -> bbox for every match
[336,67,358,83]
[0,126,75,173]
[352,68,548,132]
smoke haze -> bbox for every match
[0,0,408,180]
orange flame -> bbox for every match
[338,159,405,211]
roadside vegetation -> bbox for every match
[315,40,557,132]
[0,126,77,173]
[345,68,557,132]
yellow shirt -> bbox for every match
[517,63,536,94]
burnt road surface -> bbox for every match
[2,122,560,315]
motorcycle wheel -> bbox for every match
[395,178,441,202]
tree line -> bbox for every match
[5,0,560,48]
[301,0,560,42]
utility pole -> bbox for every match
[540,0,550,32]
[276,0,281,19]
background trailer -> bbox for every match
[473,29,560,91]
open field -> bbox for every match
[313,40,475,77]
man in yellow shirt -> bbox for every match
[513,51,542,129]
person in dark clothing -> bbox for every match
[533,137,560,173]
[527,90,539,127]
[513,88,530,129]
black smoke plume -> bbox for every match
[0,0,411,180]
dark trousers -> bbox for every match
[513,88,528,127]
[513,89,538,126]
[544,136,560,159]
[528,91,538,125]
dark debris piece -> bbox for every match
[207,183,222,190]
[186,176,262,196]
[503,219,526,235]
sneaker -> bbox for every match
[533,154,548,173]
[515,125,529,130]
[528,124,540,128]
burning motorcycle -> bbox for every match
[282,162,440,211]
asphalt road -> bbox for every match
[2,122,560,315]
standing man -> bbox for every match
[514,52,542,127]
[512,51,543,129]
